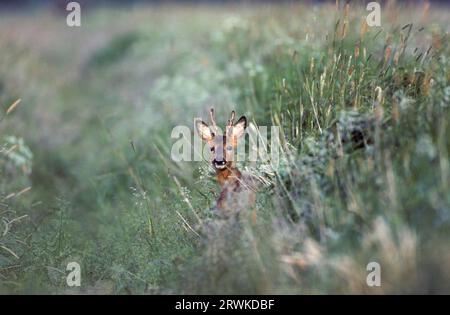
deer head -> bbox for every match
[195,108,247,172]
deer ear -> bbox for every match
[232,116,247,139]
[195,119,214,142]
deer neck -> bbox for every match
[216,166,242,186]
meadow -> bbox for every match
[0,1,449,294]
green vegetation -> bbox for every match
[0,2,449,294]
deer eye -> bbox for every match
[226,145,233,151]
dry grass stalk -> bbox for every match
[6,99,21,115]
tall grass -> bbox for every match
[0,2,449,293]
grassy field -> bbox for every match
[0,1,449,294]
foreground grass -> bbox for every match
[0,2,449,294]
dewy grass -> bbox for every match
[0,2,449,294]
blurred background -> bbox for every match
[0,0,449,294]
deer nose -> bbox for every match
[213,159,226,166]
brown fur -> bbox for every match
[196,109,257,219]
[215,167,256,218]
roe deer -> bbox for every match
[195,108,257,219]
